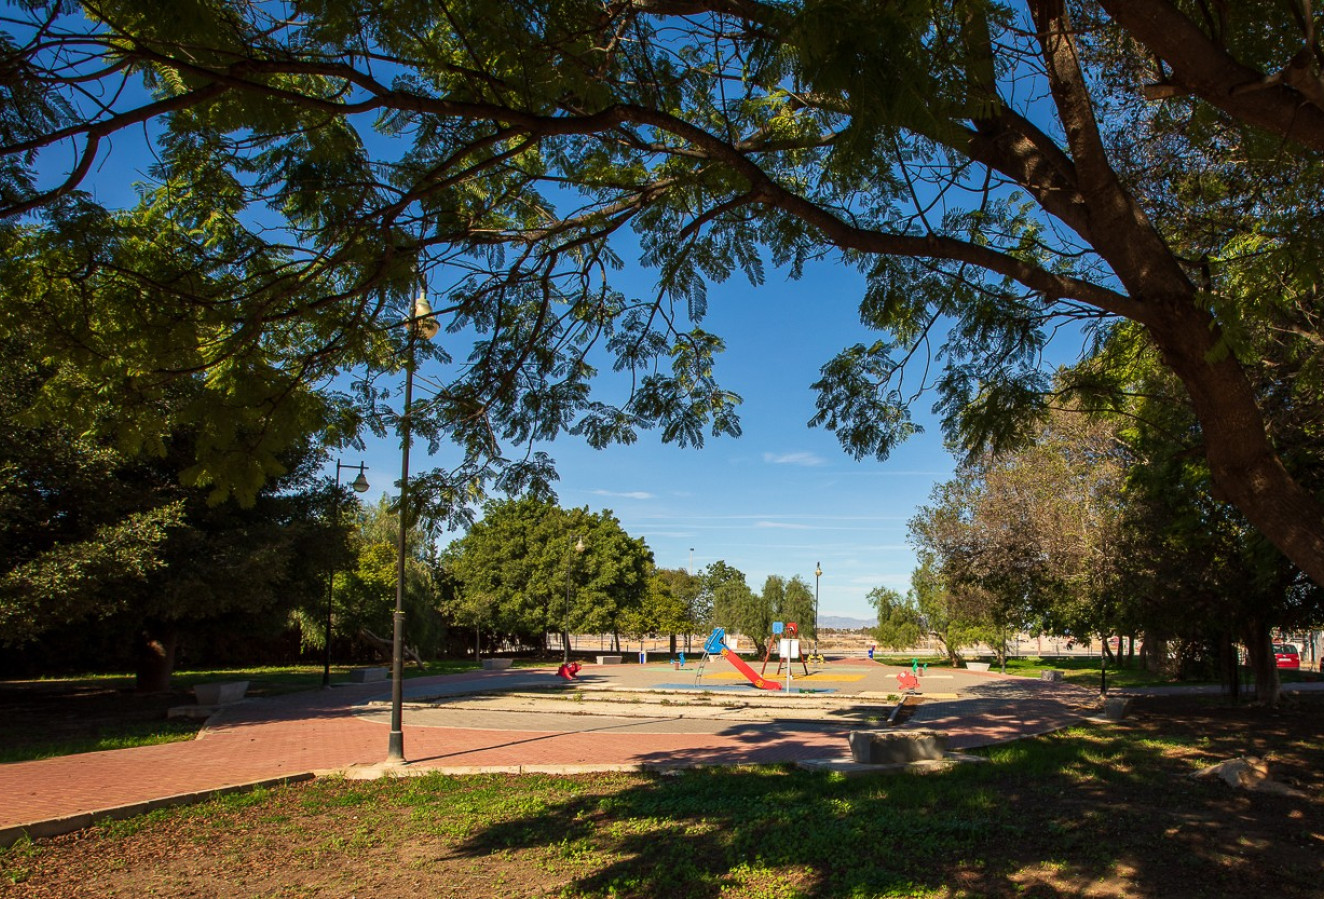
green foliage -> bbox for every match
[636,568,702,642]
[868,586,922,651]
[445,497,652,648]
[289,494,449,659]
[908,404,1137,660]
[906,555,998,664]
[703,561,760,647]
[0,0,751,507]
[0,341,338,684]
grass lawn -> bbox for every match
[3,693,1320,898]
[992,656,1173,689]
[877,654,1184,689]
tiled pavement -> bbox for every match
[0,661,1097,844]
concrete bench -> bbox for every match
[193,681,249,705]
[480,658,513,670]
[596,655,623,665]
[348,667,389,683]
[1040,669,1064,682]
[848,730,949,765]
[1103,697,1133,720]
[964,661,991,672]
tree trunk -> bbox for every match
[1218,630,1240,702]
[669,632,677,654]
[1242,621,1281,705]
[135,624,180,693]
[1147,305,1324,590]
[1140,632,1167,673]
[935,633,961,665]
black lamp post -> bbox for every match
[563,534,585,664]
[387,289,439,766]
[814,562,822,651]
[324,460,369,688]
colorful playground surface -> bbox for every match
[367,648,1099,759]
[391,645,1092,720]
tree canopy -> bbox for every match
[444,496,653,650]
[3,1,1324,583]
[0,340,336,688]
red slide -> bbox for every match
[721,646,784,691]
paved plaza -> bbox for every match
[1,657,1099,845]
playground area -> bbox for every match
[359,641,1099,758]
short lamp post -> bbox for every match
[814,562,822,651]
[564,535,585,664]
[387,289,439,766]
[324,461,369,688]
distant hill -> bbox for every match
[820,616,876,630]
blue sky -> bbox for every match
[348,258,960,623]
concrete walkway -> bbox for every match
[0,660,1101,845]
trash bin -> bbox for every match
[638,651,647,664]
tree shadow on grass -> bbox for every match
[431,698,1323,898]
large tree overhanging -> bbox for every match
[3,1,1324,581]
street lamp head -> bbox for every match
[411,292,441,341]
[815,562,822,578]
[574,536,586,554]
[351,470,370,493]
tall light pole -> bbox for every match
[564,534,585,664]
[814,562,822,651]
[387,289,439,766]
[324,461,369,688]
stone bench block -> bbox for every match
[596,655,623,665]
[480,658,513,670]
[1040,669,1064,682]
[1103,697,1133,721]
[848,729,949,765]
[965,661,991,672]
[193,681,248,705]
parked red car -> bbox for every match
[1273,643,1300,669]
